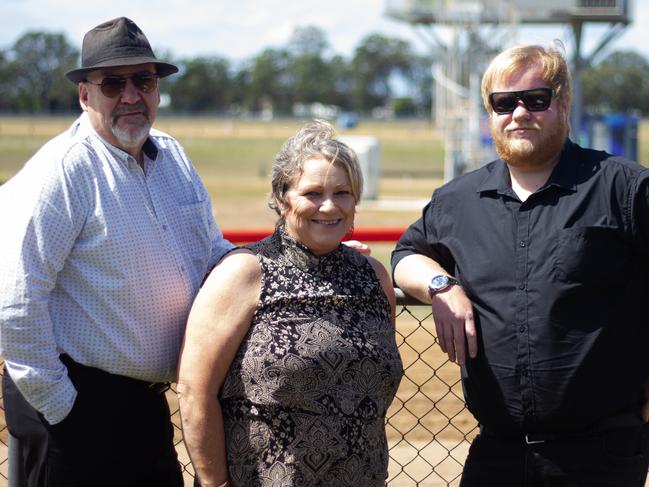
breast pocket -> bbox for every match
[553,226,630,284]
[550,226,632,332]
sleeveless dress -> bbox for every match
[220,229,403,487]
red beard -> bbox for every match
[492,114,568,169]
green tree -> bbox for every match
[351,33,414,113]
[0,26,437,116]
[582,50,649,115]
[410,54,433,116]
[9,31,78,112]
[392,97,416,117]
[229,64,251,112]
[329,54,353,110]
[156,48,180,105]
[287,26,328,57]
[169,56,232,112]
[247,48,293,114]
[0,50,17,111]
[287,26,335,105]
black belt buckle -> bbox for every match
[525,433,546,445]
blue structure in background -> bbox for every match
[582,113,639,161]
[337,112,359,129]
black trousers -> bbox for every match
[3,356,183,487]
[460,423,649,487]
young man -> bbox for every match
[393,43,649,486]
[0,17,234,486]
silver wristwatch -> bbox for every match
[428,274,460,296]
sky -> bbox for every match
[2,0,648,65]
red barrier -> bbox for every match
[222,227,406,244]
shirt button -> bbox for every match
[519,283,525,290]
[519,325,526,332]
[522,369,529,377]
[519,241,526,247]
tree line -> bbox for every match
[0,26,431,117]
[1,25,649,117]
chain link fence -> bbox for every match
[0,296,478,487]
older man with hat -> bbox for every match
[0,17,233,487]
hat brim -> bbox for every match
[66,57,178,83]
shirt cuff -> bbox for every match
[39,376,77,425]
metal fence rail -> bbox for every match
[0,296,478,487]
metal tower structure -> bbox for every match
[386,0,633,181]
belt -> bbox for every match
[145,381,172,394]
[60,354,171,395]
[480,412,643,445]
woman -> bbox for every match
[178,120,403,487]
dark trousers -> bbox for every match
[460,423,649,487]
[3,356,183,487]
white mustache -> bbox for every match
[113,102,148,118]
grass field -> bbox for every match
[1,115,648,268]
[0,116,444,231]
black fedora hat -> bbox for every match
[66,17,178,83]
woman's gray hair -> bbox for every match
[269,120,363,222]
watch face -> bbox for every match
[429,275,459,295]
[430,275,450,291]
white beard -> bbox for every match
[112,120,151,150]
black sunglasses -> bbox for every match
[85,72,159,98]
[488,88,554,114]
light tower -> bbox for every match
[386,0,633,181]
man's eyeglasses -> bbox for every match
[488,88,554,114]
[85,72,159,98]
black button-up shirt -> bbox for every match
[392,139,649,436]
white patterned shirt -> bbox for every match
[0,113,234,424]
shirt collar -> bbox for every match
[477,138,577,195]
[545,139,578,191]
[142,138,159,160]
